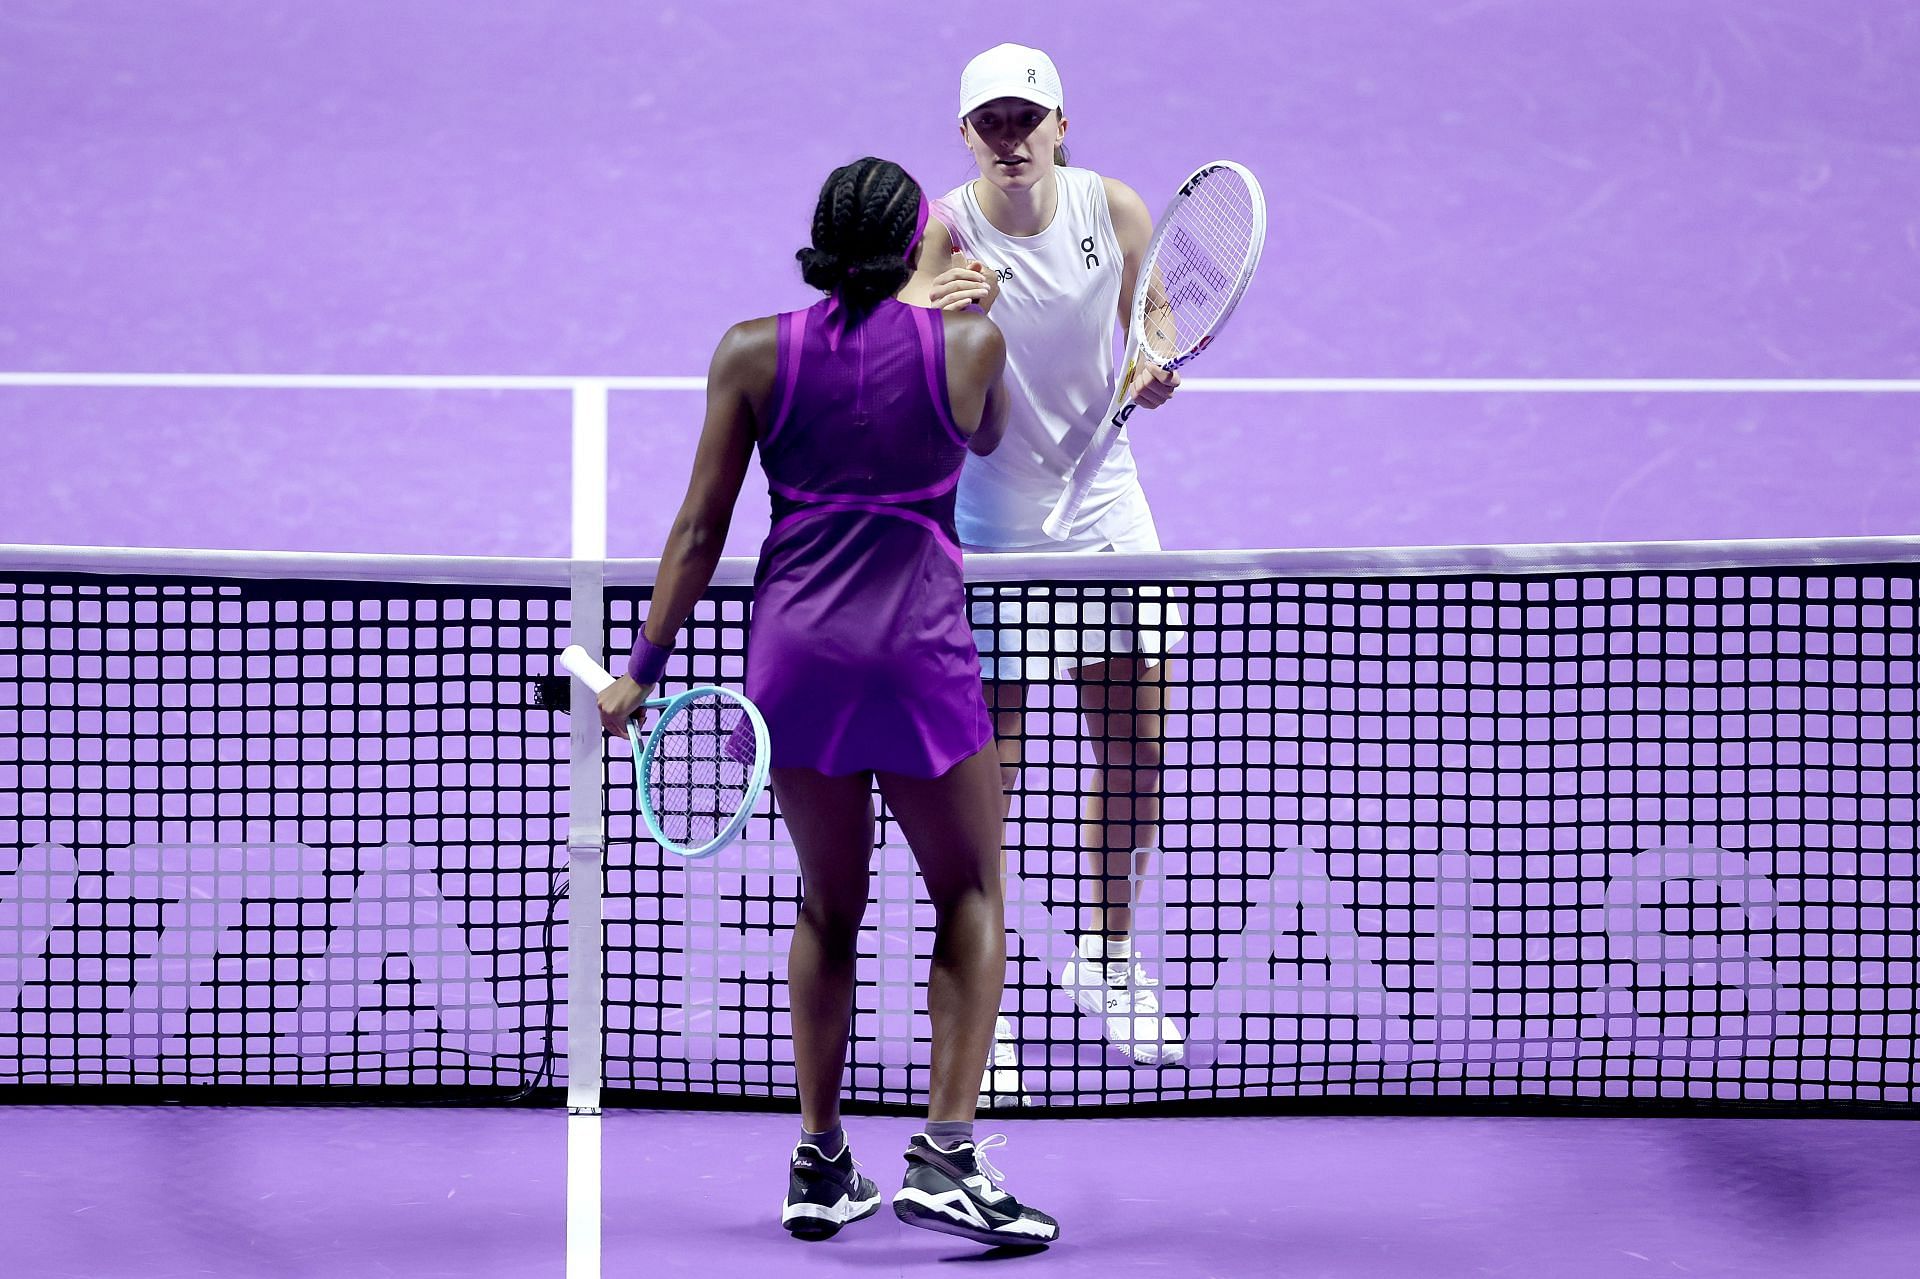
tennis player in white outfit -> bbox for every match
[901,43,1187,1099]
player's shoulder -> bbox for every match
[942,305,1003,344]
[1095,172,1149,219]
[1095,174,1153,249]
[716,313,780,356]
[920,215,956,257]
[930,188,972,252]
[941,306,1006,367]
[710,314,782,387]
[932,185,975,231]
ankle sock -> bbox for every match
[800,1123,846,1160]
[925,1119,974,1150]
[1078,933,1133,962]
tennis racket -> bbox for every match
[559,644,771,860]
[1042,160,1267,540]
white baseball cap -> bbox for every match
[958,43,1063,119]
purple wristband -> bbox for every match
[626,632,673,685]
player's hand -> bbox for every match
[598,676,651,737]
[930,252,1000,313]
[1127,363,1181,408]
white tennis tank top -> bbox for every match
[936,166,1138,547]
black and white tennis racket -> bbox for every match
[1043,160,1266,540]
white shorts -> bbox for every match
[963,486,1186,683]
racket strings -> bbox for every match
[1147,172,1260,357]
[645,693,759,848]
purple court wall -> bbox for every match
[2,0,1917,556]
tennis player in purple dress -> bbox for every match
[596,158,1058,1249]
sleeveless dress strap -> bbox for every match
[908,306,970,449]
[761,308,811,449]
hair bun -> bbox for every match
[795,246,845,292]
[795,248,913,313]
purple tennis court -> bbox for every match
[10,1108,1920,1277]
[4,2,1919,1277]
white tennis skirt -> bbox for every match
[963,486,1187,682]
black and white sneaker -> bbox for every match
[781,1141,881,1240]
[891,1133,1058,1248]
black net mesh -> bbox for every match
[3,550,1915,1113]
[602,559,1918,1112]
[0,567,565,1100]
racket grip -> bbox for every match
[1043,413,1127,540]
[559,644,616,693]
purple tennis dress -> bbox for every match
[745,296,992,778]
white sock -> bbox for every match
[1074,933,1133,974]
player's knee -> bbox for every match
[798,896,867,951]
[926,871,1002,928]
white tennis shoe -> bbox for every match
[1059,948,1185,1065]
[978,1015,1032,1107]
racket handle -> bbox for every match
[1043,401,1136,540]
[560,644,617,693]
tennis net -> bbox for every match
[0,548,567,1101]
[3,539,1915,1112]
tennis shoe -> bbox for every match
[978,1015,1032,1108]
[892,1133,1058,1248]
[1059,949,1186,1065]
[781,1140,881,1240]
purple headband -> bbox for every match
[823,190,930,350]
[903,191,930,268]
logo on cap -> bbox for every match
[1027,68,1037,84]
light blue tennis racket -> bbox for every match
[560,644,771,860]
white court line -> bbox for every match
[567,1112,601,1279]
[1179,377,1920,393]
[0,372,705,391]
[571,386,609,560]
[1,372,1918,392]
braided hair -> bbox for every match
[796,157,925,318]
